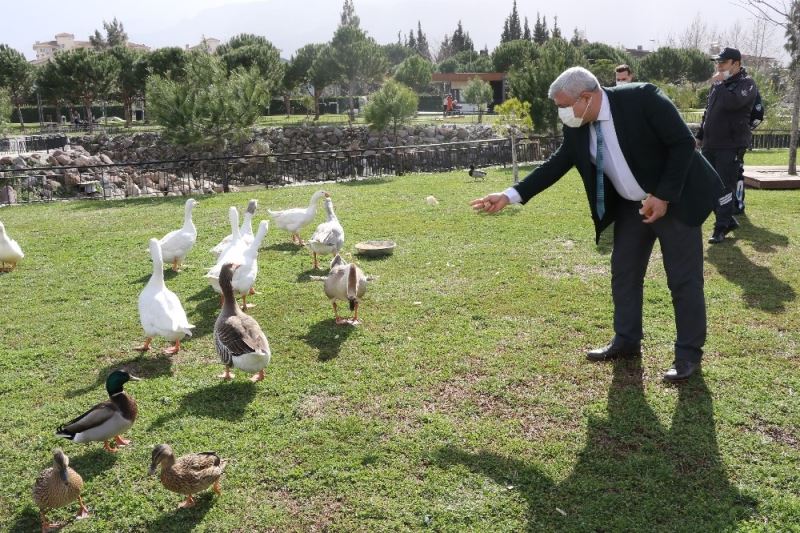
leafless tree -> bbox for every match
[679,14,714,50]
[736,0,800,173]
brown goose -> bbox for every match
[55,370,139,453]
[32,449,89,532]
[324,254,367,325]
[214,263,271,382]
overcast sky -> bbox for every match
[1,0,788,63]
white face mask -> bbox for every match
[558,95,593,128]
[615,80,630,86]
[720,70,732,80]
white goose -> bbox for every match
[206,207,248,298]
[214,263,271,382]
[324,254,367,325]
[231,220,269,310]
[0,221,24,272]
[158,198,198,272]
[267,190,327,245]
[210,199,257,257]
[307,195,344,270]
[135,239,195,354]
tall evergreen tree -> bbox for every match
[552,16,562,40]
[523,17,532,41]
[533,14,549,44]
[339,0,360,28]
[570,27,585,47]
[500,1,522,43]
[501,19,511,44]
[90,17,128,50]
[416,21,431,61]
[0,44,34,130]
[408,30,417,50]
[450,21,475,53]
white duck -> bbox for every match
[231,220,269,310]
[210,199,257,257]
[307,195,344,270]
[0,221,24,272]
[158,198,198,272]
[324,254,368,325]
[214,263,271,382]
[135,239,195,354]
[267,190,327,245]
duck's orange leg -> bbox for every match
[163,339,180,355]
[134,338,152,352]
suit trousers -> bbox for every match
[611,199,706,363]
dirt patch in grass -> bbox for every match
[748,415,800,449]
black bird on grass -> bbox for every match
[468,165,487,180]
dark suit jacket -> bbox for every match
[514,83,724,241]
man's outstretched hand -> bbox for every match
[470,193,509,214]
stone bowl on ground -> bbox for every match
[355,240,397,257]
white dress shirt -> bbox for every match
[504,90,647,204]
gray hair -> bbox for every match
[548,67,600,100]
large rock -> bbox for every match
[0,185,17,204]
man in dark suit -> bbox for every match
[471,67,727,382]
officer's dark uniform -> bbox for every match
[696,47,758,243]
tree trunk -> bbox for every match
[85,101,94,133]
[124,95,132,128]
[15,103,25,131]
[511,133,519,184]
[478,109,483,124]
[348,80,356,123]
[314,88,321,120]
[789,62,800,175]
[284,94,291,118]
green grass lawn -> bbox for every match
[745,148,792,167]
[0,167,798,531]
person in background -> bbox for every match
[696,47,758,244]
[615,64,633,85]
[471,67,727,382]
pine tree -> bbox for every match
[552,16,562,40]
[339,0,360,28]
[570,27,585,47]
[523,17,531,41]
[451,21,474,53]
[542,16,550,41]
[408,30,416,50]
[501,19,510,44]
[508,0,522,40]
[533,14,548,45]
[416,21,431,61]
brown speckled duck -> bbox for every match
[55,370,139,453]
[323,254,367,325]
[149,444,226,509]
[32,449,89,532]
[214,263,271,382]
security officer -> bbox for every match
[696,47,758,244]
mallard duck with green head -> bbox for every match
[56,370,139,453]
[149,444,226,509]
[32,448,89,532]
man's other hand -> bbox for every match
[470,193,509,214]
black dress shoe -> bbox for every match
[663,360,700,382]
[708,229,725,244]
[587,342,641,362]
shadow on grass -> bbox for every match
[68,447,119,481]
[297,267,326,283]
[7,506,40,533]
[301,318,356,361]
[185,285,222,339]
[707,218,795,313]
[68,195,195,211]
[144,491,215,532]
[339,177,394,187]
[132,268,179,285]
[433,359,756,531]
[148,380,257,429]
[596,222,614,255]
[66,354,173,398]
[264,242,302,253]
